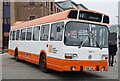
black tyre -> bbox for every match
[39,54,48,73]
[14,49,19,62]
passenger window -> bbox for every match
[10,31,12,40]
[16,30,20,40]
[40,25,49,41]
[33,26,40,41]
[20,29,26,40]
[50,22,64,41]
[12,31,15,40]
[26,28,32,40]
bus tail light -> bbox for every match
[65,55,72,59]
[65,53,78,59]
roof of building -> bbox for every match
[56,0,88,10]
[77,4,88,10]
[12,9,109,30]
[54,2,65,10]
[56,1,77,9]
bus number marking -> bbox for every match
[48,45,57,53]
[48,45,53,53]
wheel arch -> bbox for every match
[39,50,47,63]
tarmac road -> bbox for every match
[1,51,119,80]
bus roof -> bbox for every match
[11,10,70,30]
[11,9,109,30]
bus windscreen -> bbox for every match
[103,15,109,24]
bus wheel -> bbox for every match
[39,54,48,73]
[14,49,19,62]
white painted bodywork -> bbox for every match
[8,20,109,60]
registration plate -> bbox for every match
[85,67,94,71]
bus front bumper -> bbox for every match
[47,57,108,72]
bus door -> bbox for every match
[48,22,64,58]
[40,24,50,55]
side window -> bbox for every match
[16,30,20,40]
[33,26,40,41]
[50,22,64,41]
[40,25,49,41]
[10,31,12,40]
[26,28,32,40]
[12,31,15,40]
[20,29,26,40]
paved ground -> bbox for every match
[1,51,119,80]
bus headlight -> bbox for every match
[65,53,78,59]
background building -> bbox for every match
[56,0,88,10]
[10,1,64,25]
[1,1,63,50]
[0,2,3,52]
[3,2,10,49]
[10,0,88,25]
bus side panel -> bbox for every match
[8,49,15,56]
[46,42,64,71]
[28,53,40,65]
[9,41,45,65]
[18,51,39,65]
[47,56,62,72]
[7,48,40,65]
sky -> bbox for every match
[55,0,119,25]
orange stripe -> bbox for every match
[8,49,15,56]
[8,49,39,65]
[8,49,108,72]
[47,57,62,72]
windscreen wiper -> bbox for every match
[78,36,88,48]
[96,42,102,49]
[90,33,102,49]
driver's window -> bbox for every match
[99,29,106,46]
[50,22,64,41]
[40,24,49,41]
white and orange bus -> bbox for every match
[8,9,110,72]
